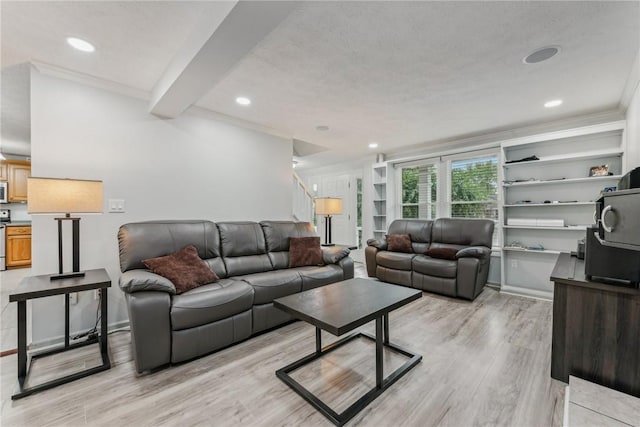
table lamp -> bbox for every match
[28,177,103,280]
[315,197,343,246]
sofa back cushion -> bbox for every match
[118,220,226,277]
[431,218,494,248]
[387,219,433,254]
[260,221,317,269]
[218,221,273,276]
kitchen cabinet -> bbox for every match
[7,160,30,202]
[0,161,7,181]
[6,226,31,268]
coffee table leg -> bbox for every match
[376,317,383,389]
[315,327,322,354]
[383,314,389,345]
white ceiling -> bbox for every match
[1,1,639,169]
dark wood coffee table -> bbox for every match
[274,278,422,426]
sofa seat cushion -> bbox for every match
[234,270,302,304]
[412,255,457,278]
[376,251,415,270]
[170,279,254,331]
[293,264,344,291]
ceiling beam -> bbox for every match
[149,1,298,118]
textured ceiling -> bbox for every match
[1,1,639,168]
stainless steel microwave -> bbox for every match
[0,182,7,203]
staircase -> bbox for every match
[292,172,314,223]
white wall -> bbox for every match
[29,70,293,345]
[625,81,640,170]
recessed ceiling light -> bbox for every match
[316,125,329,131]
[369,142,379,149]
[544,99,563,108]
[236,96,251,106]
[523,46,560,64]
[66,37,95,52]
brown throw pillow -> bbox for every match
[289,236,323,267]
[386,234,413,253]
[426,247,458,260]
[143,245,219,294]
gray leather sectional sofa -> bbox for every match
[365,218,494,300]
[118,220,353,373]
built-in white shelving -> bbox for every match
[499,120,626,300]
[503,175,622,187]
[504,202,595,207]
[503,148,623,168]
[372,162,392,240]
[503,225,588,231]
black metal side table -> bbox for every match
[9,268,111,400]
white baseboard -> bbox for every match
[499,285,553,301]
[30,320,130,350]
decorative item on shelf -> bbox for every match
[602,186,617,194]
[315,197,343,246]
[28,177,103,280]
[505,155,540,164]
[589,164,609,177]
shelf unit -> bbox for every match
[372,162,391,241]
[499,121,626,300]
[503,175,623,187]
[504,202,595,207]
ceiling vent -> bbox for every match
[523,46,560,64]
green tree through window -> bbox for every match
[401,164,437,219]
[451,157,498,220]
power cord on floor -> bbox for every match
[70,291,101,341]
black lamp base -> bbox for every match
[50,271,86,281]
[321,243,335,247]
[51,215,83,281]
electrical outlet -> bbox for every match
[108,199,126,213]
[511,260,518,268]
[69,292,78,305]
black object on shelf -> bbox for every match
[505,155,540,164]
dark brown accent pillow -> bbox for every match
[426,247,459,260]
[289,236,323,267]
[143,245,219,294]
[386,234,413,253]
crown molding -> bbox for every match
[30,61,292,141]
[620,48,640,110]
[385,109,624,162]
[185,105,292,141]
[31,61,150,101]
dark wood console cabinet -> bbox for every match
[550,253,640,397]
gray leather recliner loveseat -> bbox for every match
[365,218,494,300]
[118,220,353,373]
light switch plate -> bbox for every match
[108,199,125,213]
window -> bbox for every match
[401,164,438,219]
[449,156,498,221]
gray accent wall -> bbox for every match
[29,69,293,345]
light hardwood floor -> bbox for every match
[1,266,565,426]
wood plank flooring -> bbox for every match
[1,284,565,426]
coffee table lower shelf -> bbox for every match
[276,322,421,427]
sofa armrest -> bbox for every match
[456,246,491,260]
[364,246,378,277]
[338,256,354,279]
[367,238,387,250]
[125,291,172,373]
[119,270,176,294]
[322,246,350,264]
